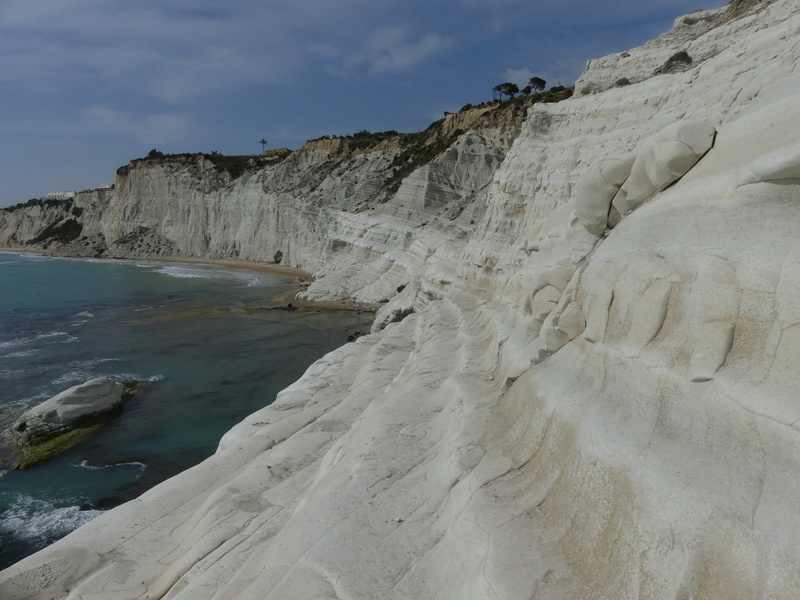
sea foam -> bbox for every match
[0,496,103,545]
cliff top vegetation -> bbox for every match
[309,84,573,149]
[122,149,293,180]
[116,83,574,187]
[1,197,71,213]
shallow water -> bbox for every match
[0,252,372,569]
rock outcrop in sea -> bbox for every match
[7,378,124,447]
[1,378,141,470]
[2,0,800,597]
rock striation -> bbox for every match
[2,0,800,597]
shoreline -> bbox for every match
[146,255,314,282]
[130,256,374,314]
[0,248,374,314]
[0,247,44,255]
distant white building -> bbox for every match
[44,191,77,200]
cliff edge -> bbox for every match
[2,0,800,597]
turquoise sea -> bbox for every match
[0,251,371,570]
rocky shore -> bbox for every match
[2,0,800,597]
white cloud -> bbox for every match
[0,0,727,206]
[312,25,453,78]
[0,1,306,103]
[0,0,724,105]
[504,68,536,87]
[369,28,452,74]
[0,0,457,113]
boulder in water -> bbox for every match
[0,377,143,470]
[8,378,125,448]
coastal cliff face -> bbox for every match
[0,102,526,278]
[3,0,800,598]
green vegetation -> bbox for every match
[456,84,574,115]
[492,82,520,100]
[151,306,234,322]
[348,130,401,150]
[204,154,261,180]
[493,76,547,99]
[8,379,145,470]
[2,198,71,214]
[122,379,148,402]
[309,129,401,151]
[725,0,771,20]
[380,121,463,197]
[128,151,289,181]
[331,85,574,200]
[528,76,547,93]
[116,79,572,194]
[30,217,82,246]
[535,86,574,103]
[660,50,693,73]
[12,426,100,470]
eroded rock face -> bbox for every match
[7,378,124,447]
[574,154,634,235]
[2,1,800,598]
[0,106,527,280]
[609,120,716,222]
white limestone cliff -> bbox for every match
[3,0,800,597]
[0,105,526,282]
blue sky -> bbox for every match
[0,0,717,207]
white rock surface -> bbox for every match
[3,1,800,598]
[609,120,716,220]
[574,154,634,234]
[6,378,124,446]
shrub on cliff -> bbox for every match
[656,51,693,74]
[3,198,47,213]
[528,76,547,93]
[347,130,401,151]
[30,218,82,246]
[492,82,520,100]
[2,198,72,214]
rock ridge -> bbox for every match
[2,0,800,597]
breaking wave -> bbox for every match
[0,496,103,545]
[74,460,146,473]
[154,265,263,287]
[0,331,75,351]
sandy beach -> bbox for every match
[147,256,314,281]
[134,256,373,313]
[0,247,44,254]
[0,248,373,313]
